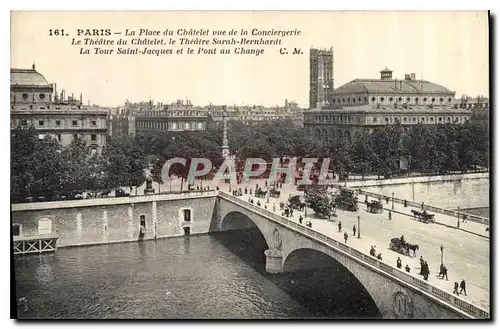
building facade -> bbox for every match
[10,65,108,153]
[109,99,209,137]
[208,99,304,127]
[309,47,334,109]
[304,68,472,143]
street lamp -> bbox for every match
[440,245,444,266]
[457,207,461,228]
[357,215,361,239]
[392,192,395,210]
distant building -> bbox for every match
[304,67,472,143]
[309,47,334,109]
[109,99,209,137]
[208,99,304,127]
[10,65,108,154]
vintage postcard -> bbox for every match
[10,11,490,320]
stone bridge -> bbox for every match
[211,192,488,320]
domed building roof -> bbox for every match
[10,67,50,87]
[334,78,454,95]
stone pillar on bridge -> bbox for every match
[264,228,284,274]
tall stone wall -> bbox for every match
[11,194,217,247]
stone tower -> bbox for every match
[222,106,230,159]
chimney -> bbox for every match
[32,63,36,71]
[411,73,416,80]
[80,93,82,104]
[405,74,411,80]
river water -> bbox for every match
[14,229,380,319]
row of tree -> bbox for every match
[11,118,489,202]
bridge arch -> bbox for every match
[283,247,382,318]
[220,210,272,250]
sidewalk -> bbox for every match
[230,185,490,313]
[361,195,490,239]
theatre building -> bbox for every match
[10,65,108,153]
[304,67,472,143]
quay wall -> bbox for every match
[11,192,217,248]
[346,173,489,210]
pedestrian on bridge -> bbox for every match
[338,221,342,233]
[377,253,382,261]
[299,215,303,224]
[273,203,276,212]
[439,264,449,281]
[388,211,392,220]
[421,202,424,210]
[344,232,348,244]
[353,225,356,236]
[453,282,459,295]
[405,264,411,273]
[244,187,248,194]
[397,257,402,269]
[459,280,467,296]
[404,199,407,207]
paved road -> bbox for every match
[146,177,490,311]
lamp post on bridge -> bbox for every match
[440,245,444,266]
[392,192,395,210]
[457,207,461,229]
[357,215,360,239]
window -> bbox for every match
[22,93,28,100]
[140,215,146,229]
[398,97,402,102]
[56,120,61,126]
[407,97,410,102]
[423,97,427,102]
[332,99,336,104]
[447,117,451,122]
[448,98,452,102]
[183,209,191,222]
[38,120,44,126]
[92,120,96,126]
[12,224,20,236]
[439,98,444,103]
[430,117,434,122]
[431,98,435,102]
[39,94,45,100]
[197,122,203,129]
[421,117,425,123]
[91,134,97,141]
[403,117,408,122]
[380,97,385,102]
[72,120,78,126]
[371,97,376,102]
[364,97,368,102]
[172,123,177,129]
[373,117,378,123]
[384,117,389,124]
[413,117,417,122]
[358,97,361,102]
[29,105,34,110]
[73,134,78,141]
[21,120,27,126]
[389,97,393,102]
[38,134,45,140]
[57,134,61,142]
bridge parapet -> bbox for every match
[217,191,489,319]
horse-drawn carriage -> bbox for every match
[389,237,419,257]
[254,187,267,198]
[335,189,359,212]
[411,210,435,224]
[366,200,383,213]
[288,195,306,210]
[269,187,281,198]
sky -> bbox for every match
[11,11,489,108]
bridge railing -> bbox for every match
[218,191,489,319]
[356,189,489,226]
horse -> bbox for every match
[406,243,419,257]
